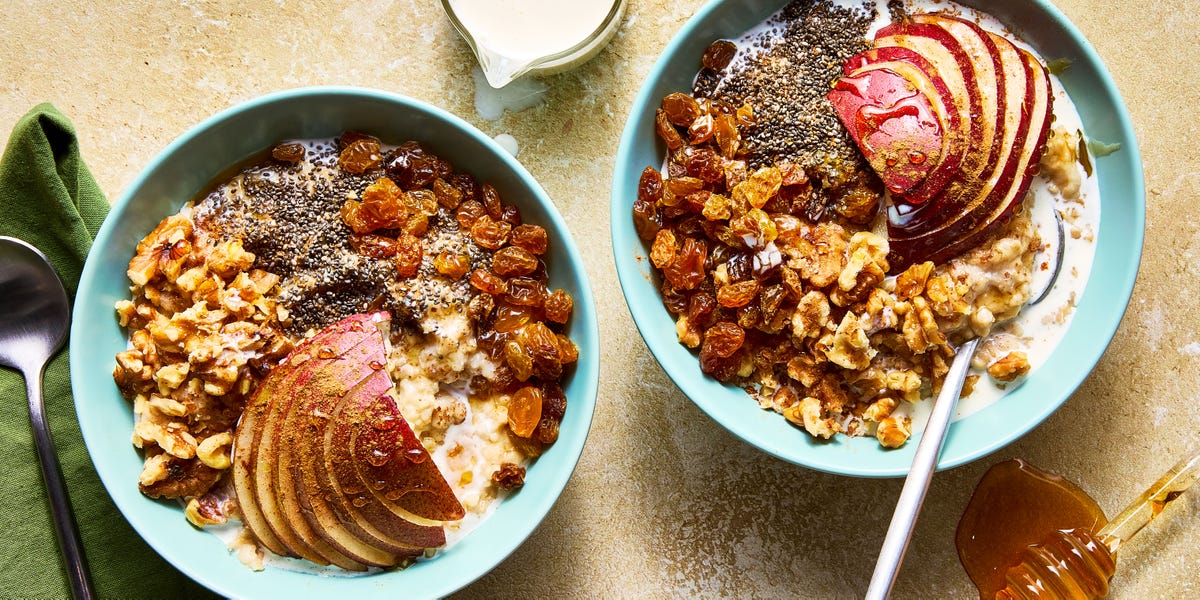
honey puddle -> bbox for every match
[956,460,1112,599]
[957,450,1200,599]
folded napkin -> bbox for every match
[0,104,216,599]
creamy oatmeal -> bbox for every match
[114,133,578,571]
[633,0,1099,447]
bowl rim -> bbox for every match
[71,85,600,597]
[609,0,1145,477]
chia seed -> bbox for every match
[695,0,877,174]
[192,140,484,335]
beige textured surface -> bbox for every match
[3,0,1197,598]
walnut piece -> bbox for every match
[988,351,1031,382]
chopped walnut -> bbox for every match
[988,351,1031,382]
[862,396,897,422]
[783,396,839,439]
[114,213,288,500]
[791,291,830,339]
[185,494,229,527]
[876,415,912,448]
[825,312,875,370]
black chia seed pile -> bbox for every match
[693,0,877,173]
[191,141,483,335]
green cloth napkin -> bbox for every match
[0,104,217,599]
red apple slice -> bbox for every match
[841,46,966,204]
[232,326,369,562]
[345,393,467,524]
[280,314,420,567]
[292,367,426,566]
[322,389,451,552]
[875,20,983,181]
[252,316,377,569]
[878,16,1006,240]
[887,19,1048,270]
[233,312,464,568]
[232,354,299,558]
[828,66,943,197]
[915,43,1053,263]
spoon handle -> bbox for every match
[25,364,95,600]
[866,337,981,600]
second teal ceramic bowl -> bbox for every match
[610,0,1144,477]
[72,87,599,598]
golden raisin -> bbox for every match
[544,289,573,324]
[662,237,707,290]
[434,252,470,279]
[505,277,547,307]
[535,418,560,445]
[662,92,702,126]
[494,303,535,333]
[540,382,567,421]
[638,166,664,203]
[504,341,534,382]
[735,103,755,127]
[507,386,543,438]
[650,229,678,269]
[655,109,686,151]
[501,204,521,226]
[555,333,578,364]
[271,142,305,163]
[431,178,464,209]
[510,224,549,255]
[471,215,512,250]
[338,137,383,173]
[456,200,487,230]
[522,322,563,379]
[702,40,737,70]
[394,233,423,278]
[405,189,439,216]
[467,293,495,322]
[714,113,740,158]
[689,113,715,144]
[702,321,745,359]
[340,200,371,234]
[717,280,760,308]
[481,183,504,220]
[468,269,507,296]
[493,246,538,277]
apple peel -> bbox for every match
[231,312,463,569]
[832,13,1053,271]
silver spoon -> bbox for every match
[0,236,94,600]
[865,213,1067,599]
[865,336,980,599]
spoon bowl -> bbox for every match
[0,236,93,599]
[0,237,70,370]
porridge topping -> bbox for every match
[635,0,1099,448]
[114,133,578,572]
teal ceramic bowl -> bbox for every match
[611,0,1143,477]
[71,87,599,598]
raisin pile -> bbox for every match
[323,134,470,279]
[459,182,577,451]
[287,132,578,460]
[634,86,879,382]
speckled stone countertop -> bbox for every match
[2,1,1197,598]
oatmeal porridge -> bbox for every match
[632,0,1100,447]
[113,132,578,572]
